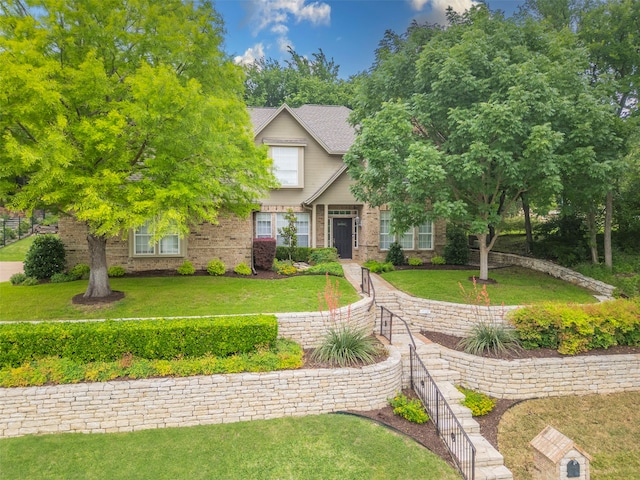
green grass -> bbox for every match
[0,235,34,261]
[381,267,597,305]
[0,275,360,321]
[499,392,640,480]
[0,414,461,480]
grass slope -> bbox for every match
[0,414,461,480]
[498,392,640,480]
[0,276,359,321]
[0,235,34,261]
[381,267,597,305]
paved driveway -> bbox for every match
[0,262,24,282]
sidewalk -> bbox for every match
[340,261,396,294]
[0,262,23,283]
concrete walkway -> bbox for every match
[0,262,23,283]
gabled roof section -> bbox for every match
[303,164,349,206]
[249,104,355,155]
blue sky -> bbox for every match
[215,0,528,78]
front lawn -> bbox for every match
[0,414,461,480]
[0,275,360,321]
[381,267,597,305]
[499,392,640,480]
[0,235,34,261]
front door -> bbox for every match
[333,218,353,259]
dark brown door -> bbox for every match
[333,218,352,259]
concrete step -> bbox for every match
[468,434,505,468]
[476,465,514,480]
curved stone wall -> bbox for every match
[0,345,402,438]
[436,344,640,400]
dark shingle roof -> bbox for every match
[249,104,355,155]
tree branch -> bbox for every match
[17,122,37,143]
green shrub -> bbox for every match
[107,265,126,277]
[509,299,640,354]
[408,257,423,266]
[177,260,196,275]
[17,219,31,236]
[457,386,496,416]
[207,258,226,276]
[273,259,297,275]
[362,260,395,274]
[388,393,429,424]
[444,225,469,265]
[303,262,344,277]
[50,272,78,283]
[23,234,66,279]
[275,246,312,263]
[20,277,40,286]
[309,248,339,264]
[385,242,405,266]
[234,262,252,276]
[0,315,278,367]
[457,322,520,356]
[310,325,381,367]
[0,339,303,387]
[430,255,446,265]
[9,273,27,286]
[69,263,90,280]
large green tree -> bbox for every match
[0,0,275,297]
[243,47,356,108]
[346,6,617,280]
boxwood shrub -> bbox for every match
[0,315,278,367]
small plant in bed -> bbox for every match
[457,322,520,356]
[388,392,429,424]
[456,386,496,416]
[310,325,380,367]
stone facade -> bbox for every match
[60,215,253,273]
[0,346,402,438]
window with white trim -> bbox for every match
[276,212,309,247]
[256,212,272,238]
[398,230,414,250]
[418,221,434,250]
[271,147,302,187]
[379,211,393,250]
[133,222,182,256]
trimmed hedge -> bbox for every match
[0,315,278,367]
[509,298,640,355]
[275,246,312,263]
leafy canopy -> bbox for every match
[0,0,275,241]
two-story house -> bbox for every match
[59,104,445,271]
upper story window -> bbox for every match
[270,146,303,188]
[132,221,184,257]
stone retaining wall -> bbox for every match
[0,346,402,438]
[436,344,640,400]
[277,296,375,347]
[376,290,516,337]
[470,250,616,297]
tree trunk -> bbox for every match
[587,207,599,264]
[477,233,489,281]
[604,189,613,269]
[521,192,533,255]
[84,233,112,298]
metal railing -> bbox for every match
[379,304,476,480]
[360,267,375,310]
[410,345,476,480]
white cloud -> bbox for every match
[248,0,331,34]
[408,0,479,25]
[234,43,266,66]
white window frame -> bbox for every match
[276,212,310,247]
[256,212,272,238]
[418,220,434,250]
[270,146,303,188]
[379,211,393,250]
[132,222,183,257]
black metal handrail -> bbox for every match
[410,345,476,480]
[360,267,375,311]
